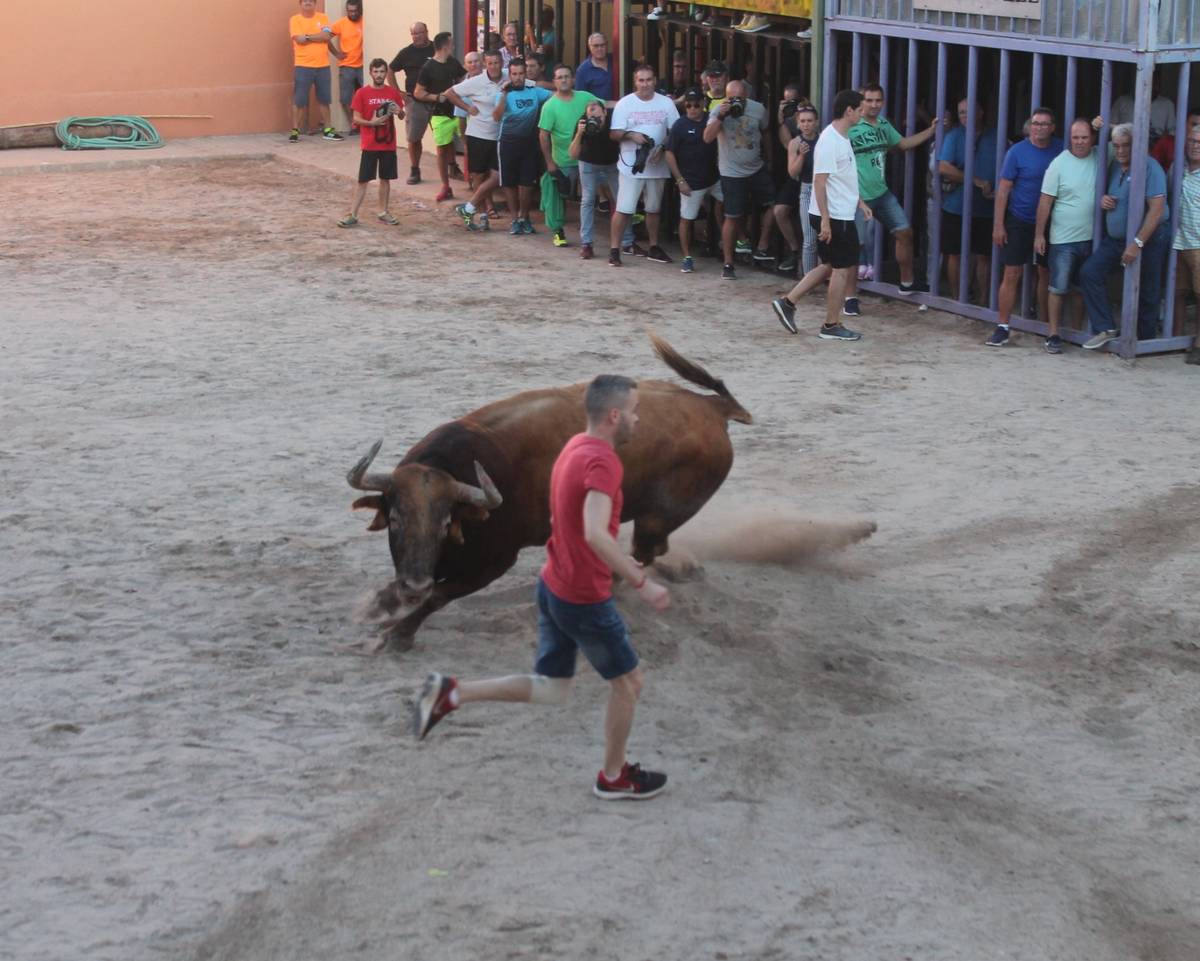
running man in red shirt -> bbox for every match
[338,58,405,228]
[413,375,671,800]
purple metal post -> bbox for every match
[1063,56,1077,131]
[1117,55,1152,359]
[1163,60,1192,339]
[1022,52,1044,320]
[1092,60,1112,250]
[958,44,978,304]
[903,39,918,227]
[822,28,836,122]
[928,42,946,294]
[851,32,862,89]
[990,48,1010,312]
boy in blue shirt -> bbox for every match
[986,107,1063,347]
[494,59,552,235]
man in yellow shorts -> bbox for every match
[287,0,343,142]
[413,32,466,202]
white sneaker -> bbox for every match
[647,6,663,19]
[857,264,874,281]
[796,28,813,39]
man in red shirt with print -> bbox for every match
[413,375,671,801]
[338,58,405,228]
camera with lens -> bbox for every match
[584,114,603,136]
[781,99,800,120]
[727,97,746,118]
[631,136,656,175]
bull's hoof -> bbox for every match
[652,546,706,582]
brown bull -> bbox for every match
[348,334,752,651]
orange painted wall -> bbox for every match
[1,0,388,138]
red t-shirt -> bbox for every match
[351,85,403,151]
[541,433,624,604]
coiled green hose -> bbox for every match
[55,116,163,150]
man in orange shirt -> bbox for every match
[288,0,343,142]
[330,0,364,133]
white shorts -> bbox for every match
[616,174,666,215]
[679,181,723,220]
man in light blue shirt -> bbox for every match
[938,98,999,304]
[1078,122,1170,348]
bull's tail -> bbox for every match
[649,332,753,424]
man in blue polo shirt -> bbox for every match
[985,107,1063,347]
[938,98,999,305]
[575,33,614,100]
[1078,121,1170,348]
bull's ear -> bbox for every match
[352,495,389,531]
[455,504,492,522]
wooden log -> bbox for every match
[0,123,131,149]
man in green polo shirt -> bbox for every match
[539,63,603,248]
[841,81,939,316]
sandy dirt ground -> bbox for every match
[3,155,1200,961]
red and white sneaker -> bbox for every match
[413,672,458,740]
[592,762,668,800]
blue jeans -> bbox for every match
[534,578,638,681]
[578,160,632,247]
[1079,224,1170,339]
[1047,240,1093,294]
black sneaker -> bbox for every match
[985,325,1010,347]
[819,323,862,341]
[777,252,798,273]
[752,247,776,263]
[646,245,672,263]
[593,762,668,800]
[321,127,344,141]
[897,279,929,295]
[412,672,458,740]
[608,248,622,267]
[722,263,736,280]
[772,297,798,334]
[597,198,611,215]
[622,242,647,257]
[841,297,861,317]
[1044,334,1063,354]
[406,167,421,185]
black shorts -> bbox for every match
[721,167,775,219]
[466,135,499,174]
[498,137,539,188]
[358,150,398,183]
[1002,215,1048,269]
[810,215,859,270]
[773,177,800,208]
[942,212,993,257]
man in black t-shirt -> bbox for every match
[665,89,720,273]
[389,21,435,184]
[412,32,466,202]
[568,101,633,260]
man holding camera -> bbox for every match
[569,101,635,259]
[494,58,552,235]
[704,80,776,280]
[337,58,405,228]
[609,64,679,267]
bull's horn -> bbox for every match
[347,439,394,492]
[453,461,503,509]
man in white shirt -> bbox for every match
[445,49,505,230]
[771,89,873,341]
[608,64,680,266]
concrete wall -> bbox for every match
[1,0,452,139]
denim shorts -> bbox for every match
[534,579,639,681]
[1047,240,1093,294]
[293,66,332,107]
[720,166,774,219]
[865,190,910,233]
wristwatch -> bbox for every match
[1134,237,1145,248]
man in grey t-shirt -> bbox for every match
[703,80,777,278]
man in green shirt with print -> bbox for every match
[841,82,939,316]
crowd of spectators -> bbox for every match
[286,0,1200,354]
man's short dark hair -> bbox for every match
[861,81,885,97]
[346,0,362,8]
[1032,106,1056,123]
[508,57,526,69]
[483,48,502,60]
[833,88,864,118]
[368,57,387,71]
[554,63,574,77]
[433,31,453,50]
[585,375,637,421]
[527,51,545,67]
[634,63,656,78]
